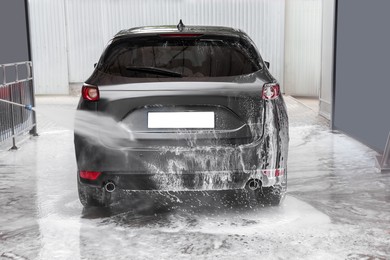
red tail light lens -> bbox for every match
[80,171,101,180]
[262,83,280,100]
[261,169,285,177]
[82,84,99,101]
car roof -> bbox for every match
[114,25,246,39]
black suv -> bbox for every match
[74,22,289,207]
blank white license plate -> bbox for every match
[148,112,215,129]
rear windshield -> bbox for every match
[97,35,262,78]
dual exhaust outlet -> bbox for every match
[104,181,116,193]
[246,179,262,191]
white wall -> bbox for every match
[284,0,322,97]
[29,0,286,94]
[28,0,69,94]
[319,0,335,119]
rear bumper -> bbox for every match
[75,97,289,191]
[75,134,288,190]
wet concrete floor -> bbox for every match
[0,96,389,260]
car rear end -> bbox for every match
[74,26,288,206]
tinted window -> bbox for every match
[98,36,261,78]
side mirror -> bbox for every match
[94,63,97,68]
[264,61,270,69]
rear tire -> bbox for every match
[78,180,110,208]
[255,186,285,206]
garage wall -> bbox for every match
[28,0,69,95]
[0,0,30,65]
[284,0,322,97]
[333,0,390,152]
[319,0,335,119]
[29,0,286,94]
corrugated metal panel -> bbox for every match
[65,0,107,83]
[29,0,285,93]
[28,0,69,94]
[29,0,285,94]
[284,0,322,97]
[319,0,335,119]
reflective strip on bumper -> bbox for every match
[261,169,285,178]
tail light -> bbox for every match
[262,83,280,100]
[82,84,99,101]
[79,171,101,180]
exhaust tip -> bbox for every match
[104,181,116,193]
[246,179,261,191]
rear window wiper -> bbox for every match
[125,66,182,78]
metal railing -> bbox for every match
[0,61,37,149]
